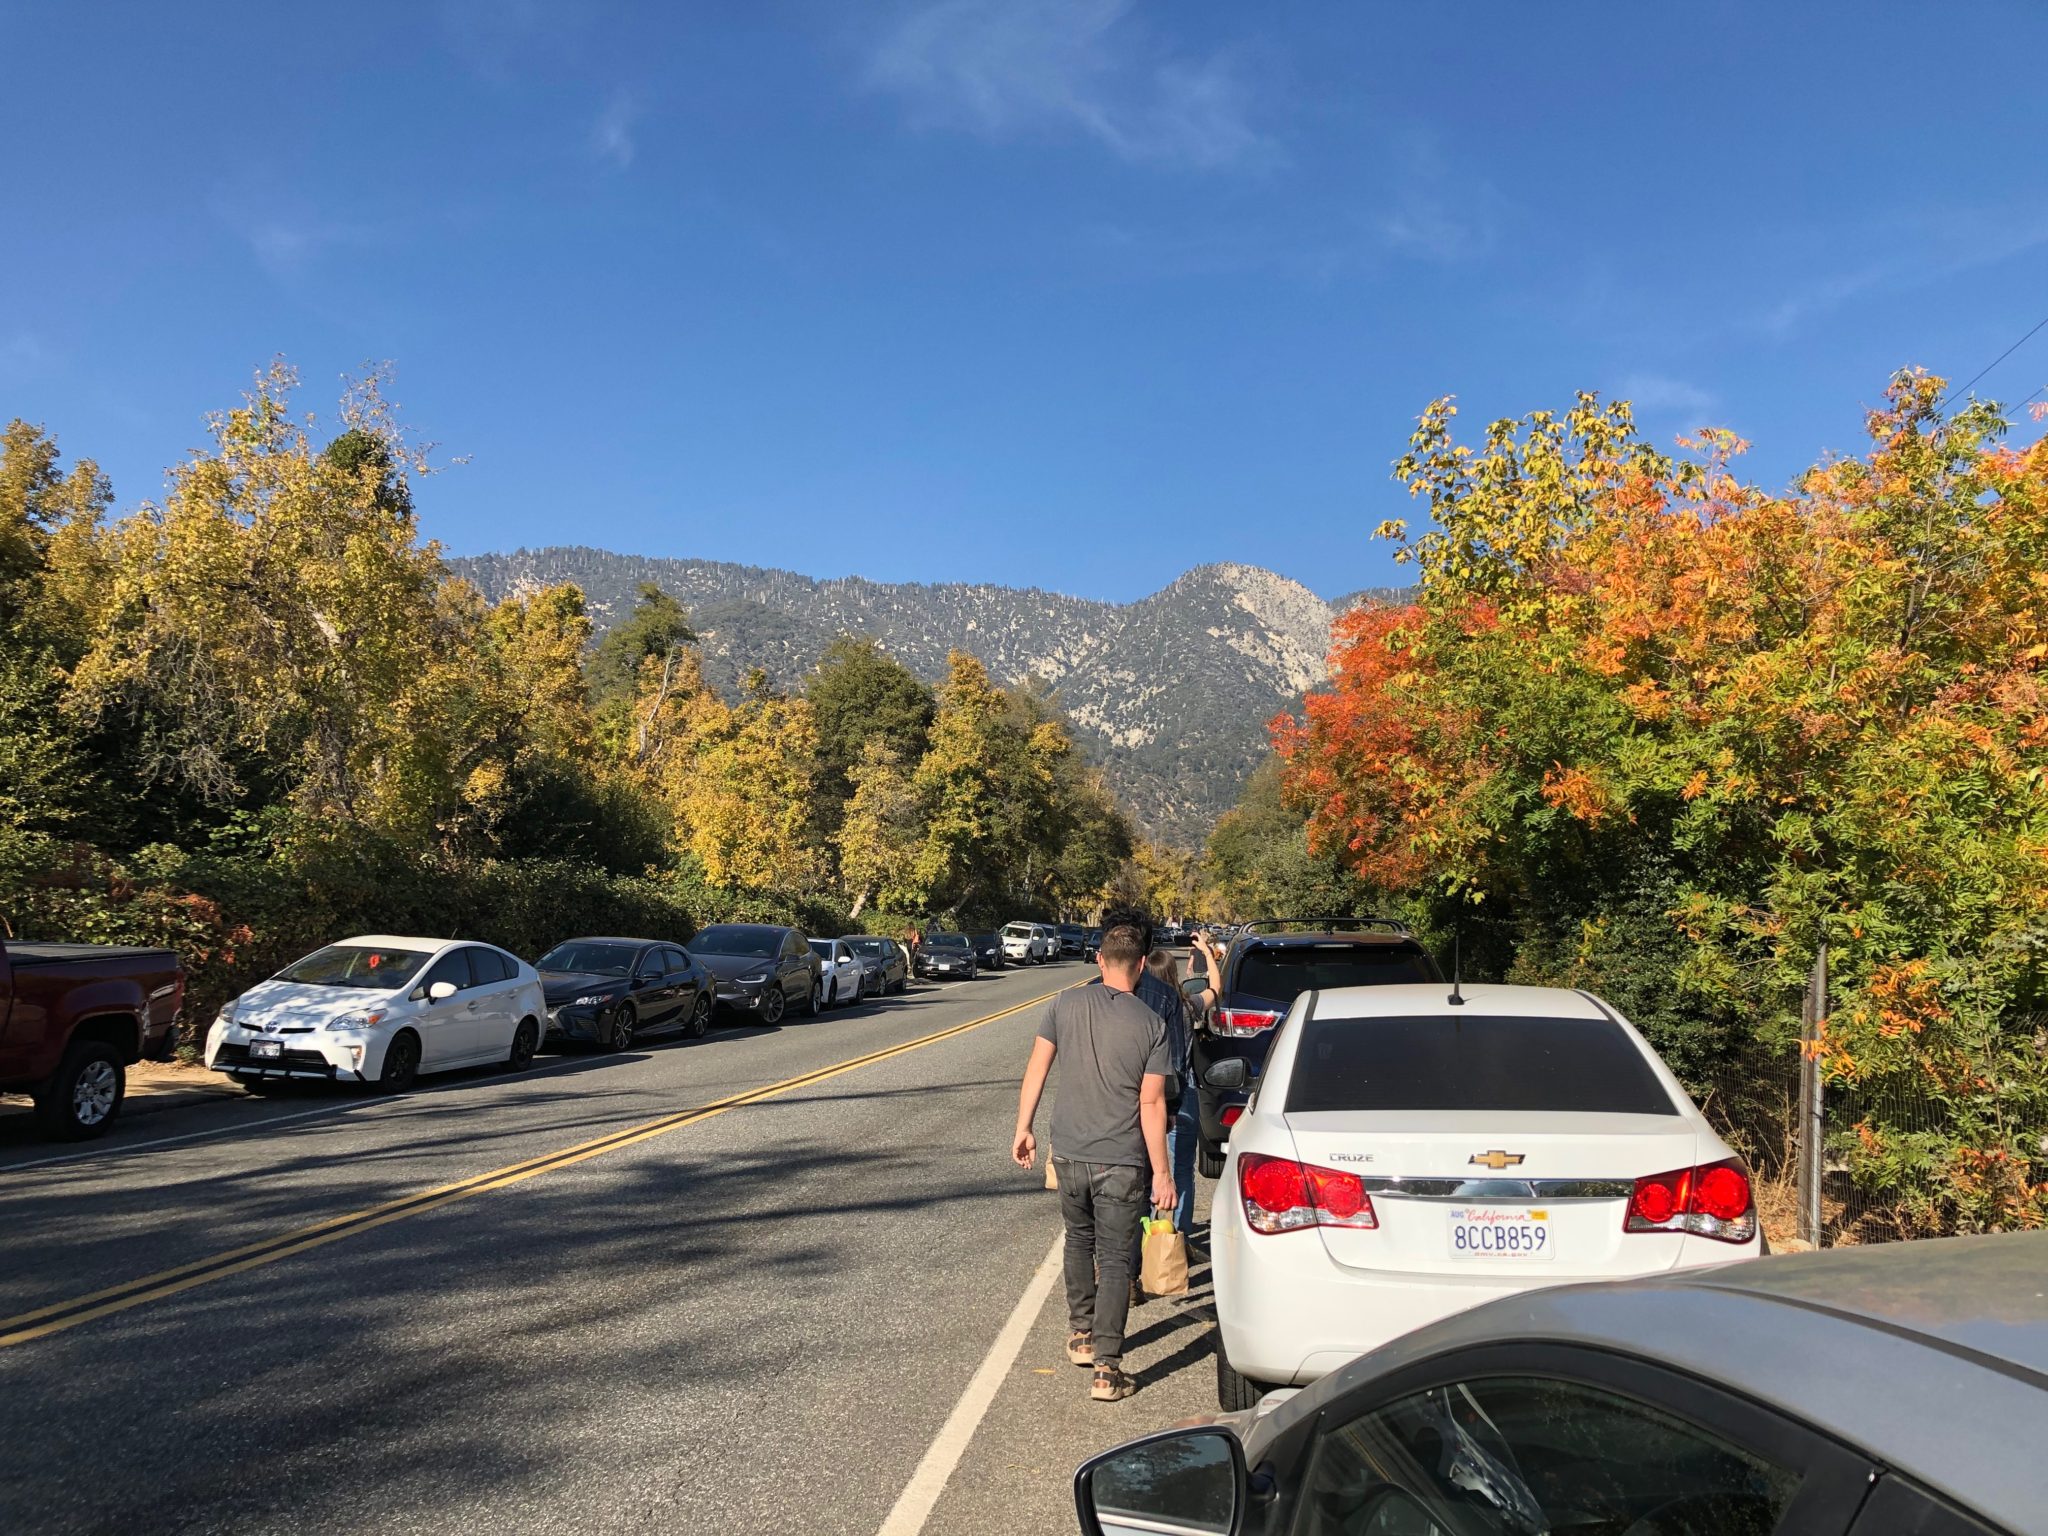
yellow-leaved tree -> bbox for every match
[836,738,924,918]
[65,364,502,846]
[659,666,823,892]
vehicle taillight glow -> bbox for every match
[1219,1105,1244,1128]
[1211,1006,1283,1038]
[1625,1159,1756,1243]
[1239,1152,1377,1235]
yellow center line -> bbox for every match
[0,988,1062,1349]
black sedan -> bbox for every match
[914,933,979,980]
[968,931,1005,970]
[844,935,910,995]
[537,937,712,1051]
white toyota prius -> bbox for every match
[1208,981,1762,1409]
[205,935,547,1094]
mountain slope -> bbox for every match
[450,548,1374,844]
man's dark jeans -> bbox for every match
[1054,1158,1146,1369]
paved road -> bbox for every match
[0,961,1222,1535]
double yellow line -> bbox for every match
[1,988,1060,1349]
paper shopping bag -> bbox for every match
[1044,1153,1059,1191]
[1140,1210,1189,1296]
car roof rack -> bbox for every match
[1241,917,1413,936]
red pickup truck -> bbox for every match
[0,935,187,1139]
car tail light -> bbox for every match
[1239,1152,1377,1235]
[1211,1006,1283,1038]
[1219,1105,1244,1128]
[1625,1159,1756,1243]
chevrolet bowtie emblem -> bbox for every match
[1470,1150,1525,1170]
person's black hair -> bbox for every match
[1097,906,1153,954]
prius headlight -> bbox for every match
[326,1010,386,1032]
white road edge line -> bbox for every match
[876,1229,1066,1536]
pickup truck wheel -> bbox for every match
[35,1040,126,1141]
[1197,1142,1225,1180]
[375,1030,421,1094]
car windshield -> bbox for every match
[275,944,432,991]
[1003,924,1033,938]
[928,934,971,949]
[970,933,996,944]
[691,926,781,958]
[1233,943,1436,1003]
[1287,1014,1679,1115]
[847,938,887,956]
[536,941,640,976]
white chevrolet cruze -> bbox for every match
[1209,981,1762,1409]
[205,935,546,1094]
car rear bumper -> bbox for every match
[1214,1204,1757,1385]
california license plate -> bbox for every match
[250,1039,282,1060]
[1448,1206,1553,1260]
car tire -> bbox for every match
[508,1017,539,1069]
[1198,1142,1225,1180]
[607,1003,637,1053]
[686,993,713,1038]
[34,1039,126,1141]
[375,1030,421,1094]
[801,978,823,1018]
[1215,1344,1270,1413]
[760,986,787,1026]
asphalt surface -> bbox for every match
[0,960,1223,1535]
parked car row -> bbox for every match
[188,918,1082,1105]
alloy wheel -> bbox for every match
[761,986,786,1026]
[611,1005,637,1052]
[72,1059,119,1128]
[688,993,712,1038]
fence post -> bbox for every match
[1795,943,1828,1247]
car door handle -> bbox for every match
[466,1000,480,1011]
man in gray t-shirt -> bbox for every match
[1013,924,1173,1402]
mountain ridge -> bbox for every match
[449,546,1409,844]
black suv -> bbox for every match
[1190,919,1440,1177]
[1056,923,1089,958]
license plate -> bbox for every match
[250,1039,282,1059]
[1448,1206,1553,1261]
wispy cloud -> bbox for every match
[1373,135,1507,263]
[1756,206,2048,340]
[1617,373,1721,428]
[0,332,48,381]
[211,196,387,280]
[865,0,1272,171]
[590,92,639,170]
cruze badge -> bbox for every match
[1469,1150,1526,1170]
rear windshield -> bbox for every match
[1233,943,1436,1002]
[1287,1013,1678,1116]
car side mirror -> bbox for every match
[1203,1058,1250,1091]
[427,981,459,1003]
[1076,1426,1244,1536]
[1180,975,1209,999]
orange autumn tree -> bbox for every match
[1275,373,2048,1234]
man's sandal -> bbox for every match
[1091,1365,1136,1402]
[1067,1331,1095,1366]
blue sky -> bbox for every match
[5,1,2045,604]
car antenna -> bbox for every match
[1448,924,1465,1007]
